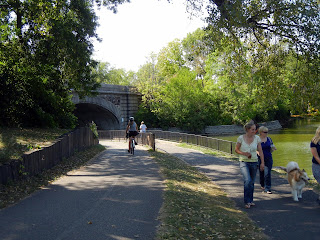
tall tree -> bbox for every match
[197,0,320,57]
[182,28,215,84]
[92,62,134,85]
[157,39,186,78]
[0,0,128,127]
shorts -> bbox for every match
[128,131,139,137]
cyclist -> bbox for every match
[126,117,139,152]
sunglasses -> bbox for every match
[263,131,268,133]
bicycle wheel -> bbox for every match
[131,139,135,155]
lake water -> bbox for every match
[218,118,320,178]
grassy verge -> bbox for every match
[178,142,320,195]
[151,150,267,240]
[0,144,105,209]
[0,127,69,165]
[178,143,239,162]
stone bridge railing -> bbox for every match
[204,120,282,135]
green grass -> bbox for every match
[151,150,267,240]
[0,127,69,165]
[177,142,320,200]
[178,142,239,162]
[0,144,105,209]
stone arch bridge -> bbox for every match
[71,84,141,130]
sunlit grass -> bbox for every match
[178,142,239,161]
[0,128,69,164]
[179,142,320,199]
[151,150,267,240]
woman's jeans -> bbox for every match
[239,161,258,204]
[258,156,273,191]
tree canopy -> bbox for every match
[189,0,320,57]
[0,0,128,127]
[135,23,319,132]
[1,0,319,131]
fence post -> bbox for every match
[152,133,155,151]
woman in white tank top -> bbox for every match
[235,120,265,209]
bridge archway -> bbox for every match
[73,96,121,130]
[71,84,141,130]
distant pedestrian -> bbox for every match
[310,126,320,204]
[140,121,147,133]
[258,126,276,194]
[235,120,265,209]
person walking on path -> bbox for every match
[140,121,147,133]
[258,126,276,194]
[235,120,265,209]
[155,139,320,240]
[310,126,320,205]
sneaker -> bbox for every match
[249,202,255,206]
[266,190,272,194]
[245,203,251,209]
[260,186,265,190]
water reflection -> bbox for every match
[218,118,320,178]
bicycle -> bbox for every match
[129,136,135,155]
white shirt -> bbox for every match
[237,135,261,162]
[140,124,147,132]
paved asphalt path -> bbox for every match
[2,139,320,240]
[155,139,320,240]
[0,140,164,240]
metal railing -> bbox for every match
[98,130,155,151]
[150,130,236,155]
[98,130,236,155]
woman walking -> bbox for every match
[310,126,320,204]
[258,126,276,194]
[235,120,265,209]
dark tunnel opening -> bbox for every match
[74,103,120,130]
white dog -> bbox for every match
[282,161,310,201]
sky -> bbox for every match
[92,0,207,72]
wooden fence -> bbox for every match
[0,127,99,185]
[98,130,155,151]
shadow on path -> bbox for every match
[156,139,320,240]
[0,141,164,240]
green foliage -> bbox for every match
[182,28,213,79]
[157,39,186,78]
[0,0,129,128]
[202,0,320,57]
[89,121,98,138]
[147,68,222,132]
[135,104,160,129]
[136,20,319,130]
[91,62,135,85]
